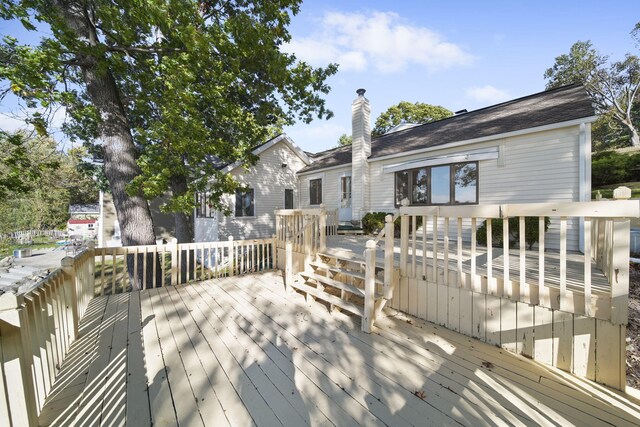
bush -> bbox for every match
[592,150,640,187]
[477,217,550,250]
[362,212,388,234]
[362,212,423,237]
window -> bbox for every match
[309,178,322,205]
[284,189,294,209]
[394,161,477,206]
[454,163,477,204]
[340,176,351,208]
[395,171,409,206]
[235,188,255,217]
[196,191,216,218]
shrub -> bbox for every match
[592,150,640,187]
[362,212,423,237]
[477,217,550,249]
[362,212,388,234]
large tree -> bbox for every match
[1,1,336,248]
[544,24,640,147]
[372,101,452,137]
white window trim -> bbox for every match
[383,147,499,174]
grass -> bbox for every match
[592,181,640,199]
[0,235,60,259]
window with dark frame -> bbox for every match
[235,188,255,217]
[309,178,322,205]
[394,161,478,206]
[195,191,216,218]
[284,189,294,209]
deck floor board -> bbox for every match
[39,271,640,426]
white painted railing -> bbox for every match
[0,237,276,425]
[275,207,337,252]
[0,244,95,426]
[390,199,638,390]
[94,238,276,294]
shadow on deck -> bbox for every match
[39,271,640,426]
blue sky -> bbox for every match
[1,1,639,153]
[282,0,640,153]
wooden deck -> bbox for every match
[39,271,640,426]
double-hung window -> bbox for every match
[394,161,477,206]
[235,188,255,217]
[309,178,322,205]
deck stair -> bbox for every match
[292,251,386,322]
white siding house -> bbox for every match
[194,134,310,241]
[297,84,596,251]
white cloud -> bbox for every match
[465,85,510,104]
[285,11,472,74]
[0,113,30,133]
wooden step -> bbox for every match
[289,279,365,318]
[300,272,384,300]
[317,252,385,270]
[309,261,384,286]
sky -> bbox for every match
[281,0,640,153]
[0,1,639,153]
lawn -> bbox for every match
[0,235,60,259]
[592,181,640,199]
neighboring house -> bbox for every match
[69,204,100,220]
[194,134,312,242]
[67,218,97,240]
[297,84,596,251]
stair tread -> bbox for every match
[317,251,385,269]
[309,261,384,285]
[300,271,384,300]
[289,279,365,318]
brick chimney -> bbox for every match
[351,88,371,224]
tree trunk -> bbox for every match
[56,3,157,288]
[621,117,640,147]
[171,173,194,282]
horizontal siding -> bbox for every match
[298,166,351,211]
[196,141,307,242]
[368,126,583,250]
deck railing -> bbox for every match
[0,244,95,426]
[0,237,275,426]
[275,207,338,251]
[389,198,638,390]
[94,237,275,294]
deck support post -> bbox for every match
[227,236,234,277]
[319,207,327,253]
[384,215,394,300]
[170,242,179,285]
[363,239,376,333]
[610,218,630,325]
[285,241,293,292]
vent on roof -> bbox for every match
[455,109,468,115]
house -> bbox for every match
[194,134,312,242]
[67,218,97,240]
[69,203,100,220]
[297,84,596,251]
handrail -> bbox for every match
[373,213,399,245]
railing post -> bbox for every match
[87,241,96,299]
[610,218,630,324]
[363,239,376,333]
[399,199,409,278]
[285,241,293,292]
[0,293,39,426]
[319,205,327,252]
[384,214,394,300]
[170,242,179,285]
[61,256,79,340]
[303,216,312,272]
[271,234,277,270]
[228,236,235,276]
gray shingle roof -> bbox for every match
[299,84,594,174]
[69,204,100,214]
